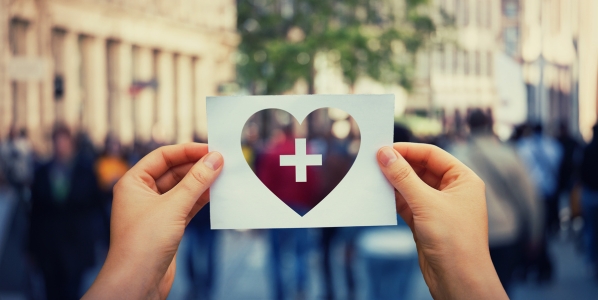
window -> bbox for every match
[487,51,493,77]
[475,51,480,75]
[439,48,445,73]
[463,50,469,75]
[504,27,518,56]
[504,1,517,18]
[453,47,459,74]
[460,0,463,25]
[9,19,28,55]
[463,0,470,26]
[476,0,482,26]
[487,0,492,28]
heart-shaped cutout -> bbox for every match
[241,108,361,216]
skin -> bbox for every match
[84,142,507,300]
[84,143,222,299]
[377,143,508,300]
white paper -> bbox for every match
[207,94,397,229]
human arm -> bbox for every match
[377,143,508,300]
[83,143,223,300]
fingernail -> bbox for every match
[203,152,223,170]
[378,147,397,167]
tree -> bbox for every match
[236,0,442,95]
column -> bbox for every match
[81,36,108,147]
[193,56,217,141]
[62,31,81,130]
[133,47,155,143]
[0,0,9,139]
[109,42,134,146]
[25,20,41,138]
[38,0,54,141]
[578,0,598,140]
[156,51,175,144]
[116,42,135,145]
[176,55,193,143]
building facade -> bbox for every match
[520,0,598,140]
[409,0,502,135]
[413,0,598,140]
[0,0,238,153]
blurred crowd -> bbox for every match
[447,111,598,295]
[0,124,170,299]
[0,109,598,300]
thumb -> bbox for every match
[377,146,428,202]
[166,151,223,210]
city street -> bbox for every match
[186,229,598,300]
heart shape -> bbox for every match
[241,108,361,216]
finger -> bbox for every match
[395,190,414,231]
[393,143,468,179]
[155,163,194,194]
[377,146,429,201]
[166,151,223,212]
[186,190,210,224]
[411,163,442,190]
[129,143,209,181]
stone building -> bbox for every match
[409,0,502,135]
[409,0,598,140]
[0,0,238,153]
[313,0,503,137]
[517,0,597,140]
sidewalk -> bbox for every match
[210,229,431,300]
[208,230,597,300]
[511,234,598,300]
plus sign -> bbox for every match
[280,138,322,182]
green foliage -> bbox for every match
[236,0,441,94]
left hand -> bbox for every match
[83,143,223,299]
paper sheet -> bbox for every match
[207,94,397,229]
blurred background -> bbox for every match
[0,0,597,299]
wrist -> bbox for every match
[433,251,507,300]
[83,249,161,299]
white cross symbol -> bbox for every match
[280,138,322,182]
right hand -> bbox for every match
[377,143,507,300]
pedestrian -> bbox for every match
[515,123,562,281]
[556,122,583,205]
[450,109,543,294]
[29,124,104,300]
[257,125,316,300]
[580,123,598,279]
[0,162,31,297]
[516,123,563,235]
[0,127,34,203]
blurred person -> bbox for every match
[320,130,362,300]
[83,143,508,300]
[321,124,409,299]
[449,109,542,294]
[76,131,99,161]
[96,135,129,197]
[95,135,130,248]
[0,161,31,297]
[516,123,563,235]
[556,122,584,221]
[29,124,104,300]
[580,123,598,278]
[0,126,34,203]
[509,124,528,143]
[257,126,319,300]
[171,202,218,300]
[556,122,582,194]
[513,123,562,282]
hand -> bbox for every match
[377,143,507,300]
[83,143,223,300]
